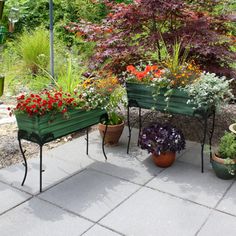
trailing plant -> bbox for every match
[183,72,234,111]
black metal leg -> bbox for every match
[201,116,208,173]
[127,106,131,154]
[137,107,142,146]
[18,138,28,186]
[209,110,216,160]
[102,124,108,160]
[39,145,43,192]
[86,128,89,155]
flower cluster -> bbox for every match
[9,90,84,117]
[126,64,164,83]
[139,123,185,155]
[78,73,120,110]
[125,61,200,88]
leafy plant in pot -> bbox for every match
[99,85,127,145]
[139,123,185,167]
[79,73,127,145]
[212,132,236,179]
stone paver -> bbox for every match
[100,187,210,236]
[216,181,236,216]
[146,161,233,207]
[198,210,236,236]
[83,224,122,236]
[39,169,140,222]
[0,198,92,236]
[0,182,31,214]
[0,128,236,236]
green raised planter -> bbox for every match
[16,108,106,144]
[126,82,208,117]
[0,26,7,44]
[0,75,4,96]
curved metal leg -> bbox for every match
[102,124,108,160]
[201,116,208,173]
[209,110,216,160]
[18,138,28,186]
[127,105,131,154]
[137,107,142,146]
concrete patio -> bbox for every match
[0,127,236,236]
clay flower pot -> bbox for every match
[152,151,176,168]
[98,121,124,145]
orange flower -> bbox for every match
[126,65,136,73]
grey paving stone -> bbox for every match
[0,198,92,236]
[83,224,122,236]
[0,148,93,195]
[177,141,212,170]
[0,182,31,214]
[217,181,236,215]
[39,169,140,222]
[198,210,236,236]
[146,161,233,207]
[100,187,210,236]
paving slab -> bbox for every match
[51,127,163,185]
[100,187,210,236]
[146,161,233,207]
[0,145,94,195]
[198,210,236,236]
[216,181,236,216]
[177,141,212,170]
[39,169,140,222]
[83,224,122,236]
[0,198,92,236]
[0,182,31,214]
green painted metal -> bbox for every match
[16,108,106,144]
[126,82,208,117]
[0,75,4,96]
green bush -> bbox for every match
[17,28,50,74]
[218,132,236,159]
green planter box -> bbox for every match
[126,82,208,117]
[0,75,4,97]
[16,108,106,144]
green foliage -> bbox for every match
[184,72,234,111]
[104,86,127,125]
[17,28,50,74]
[218,132,236,160]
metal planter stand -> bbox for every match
[126,83,216,173]
[17,111,109,193]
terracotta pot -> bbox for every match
[98,122,124,145]
[152,151,176,168]
[211,153,236,180]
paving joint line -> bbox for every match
[0,196,33,217]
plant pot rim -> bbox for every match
[229,123,236,134]
[99,121,125,127]
[212,153,236,164]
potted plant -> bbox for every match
[79,72,127,145]
[139,123,185,167]
[229,123,236,134]
[212,132,236,179]
[98,85,127,145]
[9,89,106,143]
